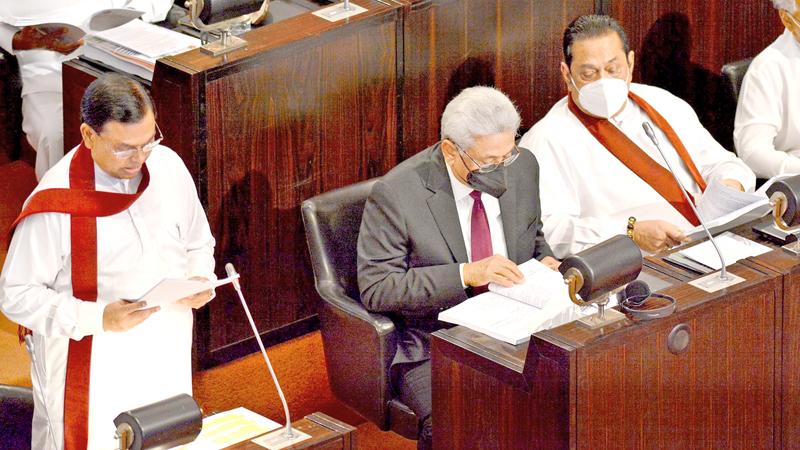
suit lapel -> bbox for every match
[499,187,517,263]
[424,146,469,263]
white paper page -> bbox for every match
[678,231,771,271]
[487,258,567,308]
[695,180,766,222]
[174,407,282,450]
[134,274,239,307]
[93,19,200,59]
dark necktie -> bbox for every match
[470,190,492,294]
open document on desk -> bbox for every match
[83,19,200,81]
[439,258,609,345]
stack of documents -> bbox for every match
[438,258,596,345]
[684,174,791,242]
[84,19,200,81]
[175,407,282,450]
[676,231,771,271]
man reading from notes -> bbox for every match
[519,14,756,259]
[734,0,800,178]
[358,86,557,450]
[0,74,216,450]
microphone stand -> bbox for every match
[224,263,308,449]
[642,122,744,292]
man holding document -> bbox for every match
[357,86,557,450]
[0,74,215,450]
[519,15,757,258]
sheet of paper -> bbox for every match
[134,275,239,307]
[695,179,766,222]
[678,231,771,271]
[174,407,282,450]
[488,258,567,308]
[93,19,200,59]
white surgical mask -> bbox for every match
[570,76,629,119]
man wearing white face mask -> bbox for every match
[519,14,755,258]
[734,0,800,178]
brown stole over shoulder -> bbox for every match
[7,143,149,450]
[567,92,705,226]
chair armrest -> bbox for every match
[316,281,397,429]
[0,384,34,449]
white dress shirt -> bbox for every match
[734,29,800,178]
[519,83,756,258]
[445,162,508,286]
[0,144,215,450]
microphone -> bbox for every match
[225,263,299,445]
[24,335,59,450]
[642,122,730,283]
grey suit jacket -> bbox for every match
[357,143,553,368]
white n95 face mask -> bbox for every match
[571,76,630,119]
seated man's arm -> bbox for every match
[126,0,175,23]
[357,180,467,315]
[0,214,104,339]
[734,66,800,178]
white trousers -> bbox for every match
[21,90,64,180]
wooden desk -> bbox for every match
[228,412,355,450]
[432,263,780,449]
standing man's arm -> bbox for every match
[127,0,175,23]
[0,23,17,55]
[1,214,156,337]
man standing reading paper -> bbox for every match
[519,15,756,258]
[0,74,215,450]
[357,86,557,450]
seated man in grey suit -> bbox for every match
[357,86,558,450]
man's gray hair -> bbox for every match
[772,0,797,14]
[440,86,521,151]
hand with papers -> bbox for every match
[684,175,790,242]
[439,258,586,345]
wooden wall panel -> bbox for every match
[607,0,785,150]
[400,0,595,158]
[202,14,399,363]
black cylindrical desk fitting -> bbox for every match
[113,393,202,450]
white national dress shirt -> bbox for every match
[734,29,800,178]
[0,144,215,450]
[519,83,755,259]
[445,160,508,287]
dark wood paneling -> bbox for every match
[0,51,22,161]
[202,7,400,362]
[400,0,595,158]
[607,0,785,150]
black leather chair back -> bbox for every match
[302,178,377,302]
[721,57,754,102]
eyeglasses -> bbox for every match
[101,122,164,160]
[451,140,520,173]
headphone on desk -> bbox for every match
[618,280,676,320]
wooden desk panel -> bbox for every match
[432,263,780,449]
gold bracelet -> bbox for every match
[626,216,636,239]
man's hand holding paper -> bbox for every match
[175,276,217,309]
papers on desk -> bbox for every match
[175,407,282,450]
[438,258,593,345]
[83,19,200,81]
[133,274,239,307]
[684,175,789,242]
[677,231,771,271]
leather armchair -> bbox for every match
[721,57,754,102]
[301,178,419,440]
[0,384,34,450]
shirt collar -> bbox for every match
[94,162,142,194]
[445,157,474,202]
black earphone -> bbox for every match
[618,280,676,320]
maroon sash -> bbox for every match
[568,92,706,226]
[7,143,149,450]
